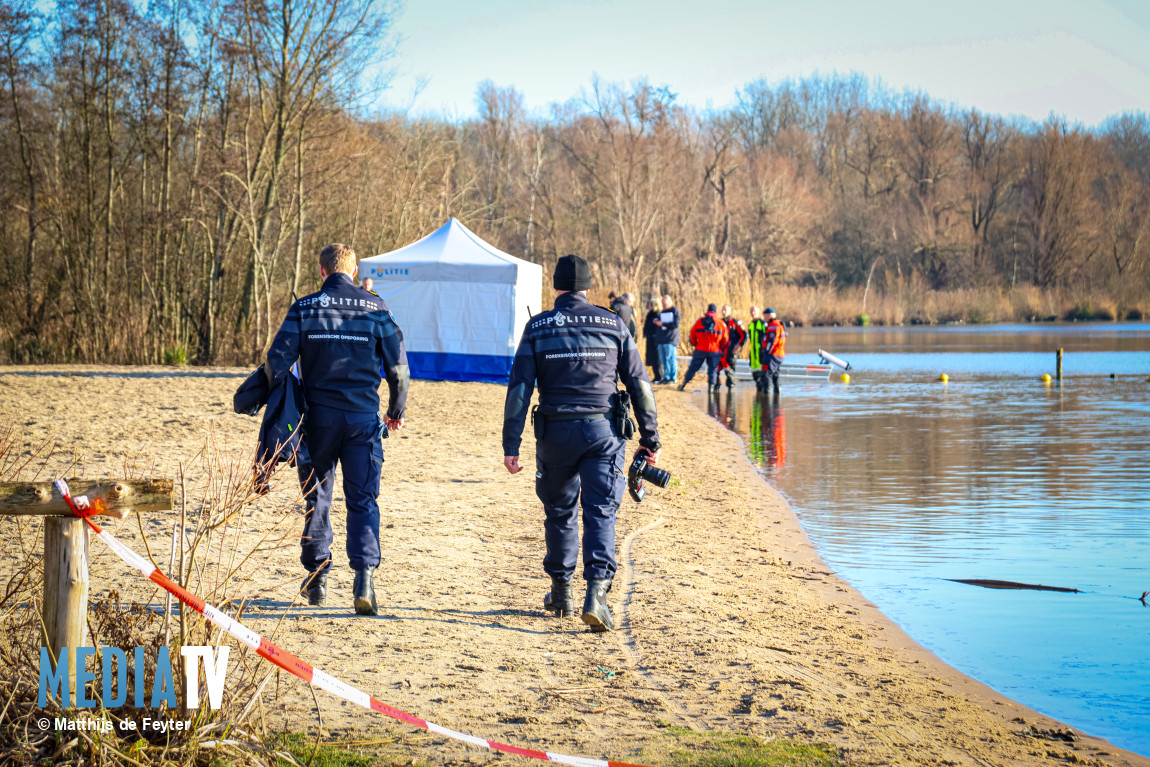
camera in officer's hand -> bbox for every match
[628,456,671,503]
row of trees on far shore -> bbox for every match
[2,0,1149,364]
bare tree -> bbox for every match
[1097,162,1150,284]
[220,0,397,356]
[896,94,962,287]
[729,150,824,281]
[1016,120,1102,288]
[558,79,706,288]
[960,109,1016,280]
[0,0,45,330]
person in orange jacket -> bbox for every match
[677,304,729,391]
[717,304,748,389]
[761,307,787,397]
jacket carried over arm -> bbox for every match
[265,272,409,419]
[234,364,310,494]
[503,292,660,456]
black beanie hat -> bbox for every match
[707,303,717,313]
[554,254,591,291]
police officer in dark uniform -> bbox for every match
[503,254,661,632]
[266,243,409,616]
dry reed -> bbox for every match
[595,265,1146,356]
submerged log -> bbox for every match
[948,578,1079,593]
[0,479,173,519]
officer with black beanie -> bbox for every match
[503,254,661,632]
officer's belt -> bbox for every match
[545,412,610,422]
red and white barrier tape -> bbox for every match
[54,479,650,767]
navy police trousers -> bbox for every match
[535,417,627,582]
[297,405,384,573]
[682,350,722,388]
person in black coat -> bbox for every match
[609,292,637,338]
[652,295,682,384]
[642,298,663,382]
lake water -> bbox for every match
[694,323,1150,757]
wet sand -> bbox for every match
[1,366,1146,766]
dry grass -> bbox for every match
[0,425,317,767]
[601,264,1148,341]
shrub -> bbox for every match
[162,345,195,366]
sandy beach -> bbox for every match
[1,367,1146,767]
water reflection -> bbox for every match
[705,387,734,427]
[700,326,1150,757]
[748,395,786,469]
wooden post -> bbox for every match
[0,478,173,703]
[42,517,90,698]
[1057,348,1064,381]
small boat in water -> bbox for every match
[675,348,850,381]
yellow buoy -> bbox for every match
[1041,373,1052,383]
[939,373,949,383]
[840,373,850,384]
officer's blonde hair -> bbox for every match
[320,243,357,275]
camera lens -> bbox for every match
[642,464,671,488]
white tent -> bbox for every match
[357,218,543,383]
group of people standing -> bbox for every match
[631,298,786,395]
[639,295,683,385]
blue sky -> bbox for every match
[372,0,1150,126]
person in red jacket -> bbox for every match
[761,307,787,397]
[718,304,748,389]
[677,304,729,391]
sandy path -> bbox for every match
[1,366,1146,766]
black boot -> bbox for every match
[581,578,614,632]
[300,571,327,606]
[353,569,377,616]
[543,576,575,617]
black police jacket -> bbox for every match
[253,370,309,494]
[265,272,409,418]
[503,291,660,456]
[234,364,270,416]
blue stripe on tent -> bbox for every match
[406,351,513,384]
